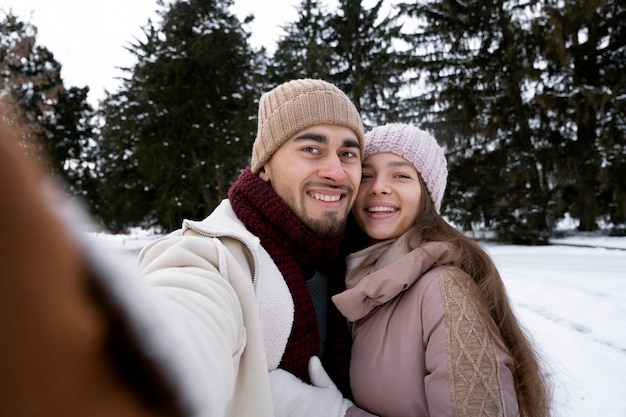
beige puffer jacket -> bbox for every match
[333,237,519,417]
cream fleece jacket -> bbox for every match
[136,200,294,416]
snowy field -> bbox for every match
[88,231,626,417]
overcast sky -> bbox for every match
[2,0,300,105]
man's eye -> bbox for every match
[302,147,319,154]
[341,151,358,158]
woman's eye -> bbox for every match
[395,173,412,179]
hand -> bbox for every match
[269,356,353,417]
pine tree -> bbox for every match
[0,11,94,198]
[328,0,409,127]
[95,0,259,232]
[534,0,626,232]
[397,0,625,239]
[397,0,552,243]
[270,0,408,128]
[269,0,335,83]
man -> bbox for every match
[0,80,376,417]
[137,78,370,416]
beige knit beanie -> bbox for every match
[364,123,448,213]
[250,79,364,174]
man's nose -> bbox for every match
[318,154,347,182]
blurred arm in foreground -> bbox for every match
[0,105,208,417]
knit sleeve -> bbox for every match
[422,269,517,417]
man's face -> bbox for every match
[259,124,362,238]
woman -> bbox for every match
[332,124,551,417]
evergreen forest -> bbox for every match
[1,0,624,244]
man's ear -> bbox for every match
[258,166,270,182]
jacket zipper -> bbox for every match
[182,220,260,287]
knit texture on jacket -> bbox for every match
[228,167,351,388]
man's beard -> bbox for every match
[303,212,347,239]
[271,179,352,239]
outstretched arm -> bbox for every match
[0,113,245,417]
[0,122,183,417]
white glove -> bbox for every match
[269,356,354,417]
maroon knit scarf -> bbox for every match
[228,167,351,390]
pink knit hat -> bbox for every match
[364,123,448,212]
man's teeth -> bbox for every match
[313,193,341,202]
[368,206,396,213]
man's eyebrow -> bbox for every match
[342,139,361,151]
[293,133,327,144]
[293,133,360,153]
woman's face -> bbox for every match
[353,152,422,242]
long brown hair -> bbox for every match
[407,178,552,417]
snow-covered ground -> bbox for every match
[88,230,626,417]
[484,239,625,417]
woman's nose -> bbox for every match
[369,178,390,195]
